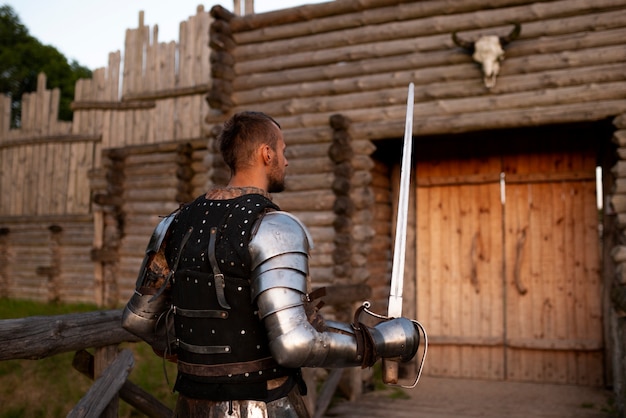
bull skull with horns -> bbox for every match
[452,23,521,89]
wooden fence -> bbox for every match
[0,310,174,417]
[0,309,362,417]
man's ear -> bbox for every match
[261,145,272,165]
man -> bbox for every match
[122,111,420,417]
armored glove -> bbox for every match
[353,313,420,368]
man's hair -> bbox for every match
[218,111,281,174]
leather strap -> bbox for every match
[178,356,279,377]
[209,227,231,309]
[174,306,228,319]
[177,340,231,355]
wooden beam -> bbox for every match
[67,349,134,418]
[121,83,210,102]
[0,134,101,149]
[0,310,140,361]
[352,99,626,139]
[72,350,174,418]
[71,101,156,111]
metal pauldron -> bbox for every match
[122,211,178,351]
[249,211,313,272]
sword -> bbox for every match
[382,82,414,384]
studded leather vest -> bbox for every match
[164,192,298,401]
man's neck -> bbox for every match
[205,185,271,200]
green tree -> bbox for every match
[0,5,92,128]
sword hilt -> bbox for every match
[382,359,400,384]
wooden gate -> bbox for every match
[414,128,604,386]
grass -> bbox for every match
[0,298,178,418]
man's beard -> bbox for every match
[267,161,285,193]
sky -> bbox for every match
[7,0,326,70]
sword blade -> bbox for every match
[387,82,414,318]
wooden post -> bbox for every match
[67,349,134,418]
[95,345,121,417]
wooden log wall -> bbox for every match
[213,0,626,138]
[90,140,209,305]
[0,215,96,303]
[1,7,214,304]
[608,112,626,412]
[205,0,626,310]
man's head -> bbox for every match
[218,111,288,193]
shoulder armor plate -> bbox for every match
[134,211,178,288]
[249,211,313,272]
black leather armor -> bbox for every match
[164,193,299,401]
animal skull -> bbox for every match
[452,24,521,89]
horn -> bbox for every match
[452,31,475,52]
[499,23,521,46]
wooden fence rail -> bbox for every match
[0,306,361,417]
[0,310,173,417]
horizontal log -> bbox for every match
[125,164,177,177]
[124,176,179,189]
[612,161,626,178]
[230,0,425,33]
[71,101,155,111]
[613,130,626,147]
[352,99,626,139]
[0,214,93,224]
[67,348,134,418]
[614,178,626,194]
[105,139,207,157]
[286,157,333,174]
[290,211,335,227]
[0,135,100,150]
[124,201,181,215]
[122,83,210,102]
[285,172,334,191]
[615,114,626,129]
[612,195,626,213]
[277,190,335,212]
[0,310,140,361]
[125,151,180,166]
[124,188,178,203]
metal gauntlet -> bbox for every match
[351,313,420,368]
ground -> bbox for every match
[325,375,616,418]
